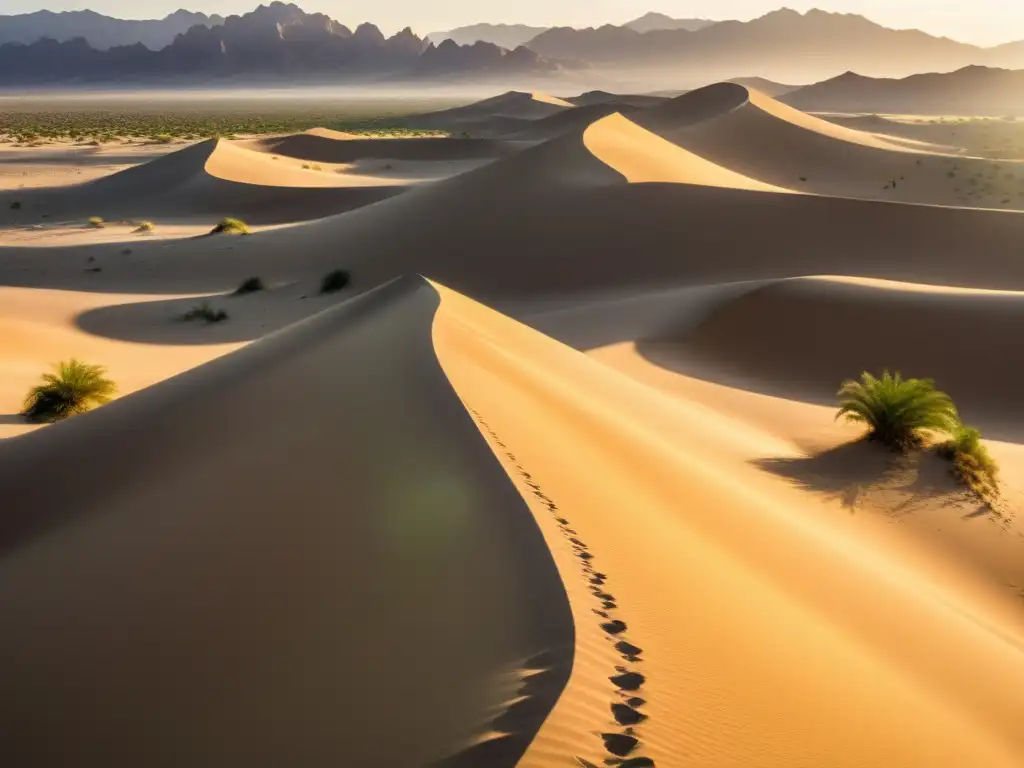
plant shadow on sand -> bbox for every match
[753,439,989,518]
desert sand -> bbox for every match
[1,84,1023,766]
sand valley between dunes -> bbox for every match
[1,84,1023,767]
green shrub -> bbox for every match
[937,425,999,497]
[320,269,350,294]
[133,220,155,233]
[22,359,117,423]
[234,276,265,295]
[182,302,229,323]
[87,216,105,228]
[210,217,250,236]
[836,370,959,450]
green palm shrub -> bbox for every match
[210,218,250,236]
[320,269,350,294]
[182,302,228,323]
[23,359,117,423]
[938,425,999,497]
[87,216,105,228]
[234,276,264,295]
[133,220,155,233]
[836,370,959,450]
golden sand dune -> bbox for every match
[639,83,1024,207]
[640,275,1024,438]
[406,90,574,136]
[2,83,1024,767]
[583,112,789,190]
[0,277,574,767]
[246,130,518,164]
[5,139,401,225]
[433,282,1024,767]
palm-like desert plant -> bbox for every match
[22,359,117,423]
[320,269,350,294]
[210,217,250,236]
[836,370,959,450]
[937,424,999,497]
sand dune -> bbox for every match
[583,112,788,190]
[638,83,1024,207]
[2,139,402,225]
[0,277,574,767]
[2,82,1024,767]
[639,275,1024,439]
[432,282,1024,767]
[406,91,574,136]
[246,131,518,164]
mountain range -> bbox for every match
[427,12,715,48]
[782,66,1024,116]
[0,2,555,85]
[526,9,1024,82]
[4,4,1024,87]
[0,8,223,50]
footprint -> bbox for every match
[611,703,648,726]
[615,641,642,658]
[619,758,655,767]
[602,733,639,757]
[601,620,627,635]
[610,671,645,691]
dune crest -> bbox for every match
[583,112,788,190]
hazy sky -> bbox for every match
[8,0,1024,47]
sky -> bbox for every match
[7,0,1024,47]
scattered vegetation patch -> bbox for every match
[0,101,453,143]
[836,370,959,451]
[182,302,229,323]
[320,269,351,294]
[87,216,105,228]
[234,276,265,295]
[133,220,155,233]
[210,217,250,236]
[937,425,999,498]
[22,359,117,423]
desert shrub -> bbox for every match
[320,269,350,294]
[9,201,21,210]
[22,359,117,423]
[210,217,250,236]
[133,220,155,233]
[234,276,265,295]
[937,425,999,497]
[302,163,311,169]
[87,216,105,228]
[182,302,228,323]
[836,370,959,450]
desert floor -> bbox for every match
[1,85,1023,767]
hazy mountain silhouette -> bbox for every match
[0,8,223,50]
[427,23,548,49]
[527,8,1024,82]
[783,66,1024,116]
[428,12,716,48]
[0,2,558,84]
[622,12,716,34]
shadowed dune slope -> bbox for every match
[7,139,400,224]
[246,132,519,163]
[406,91,574,136]
[652,276,1024,439]
[582,113,788,190]
[0,276,573,768]
[637,83,1024,206]
[6,112,1024,304]
[432,283,1024,767]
